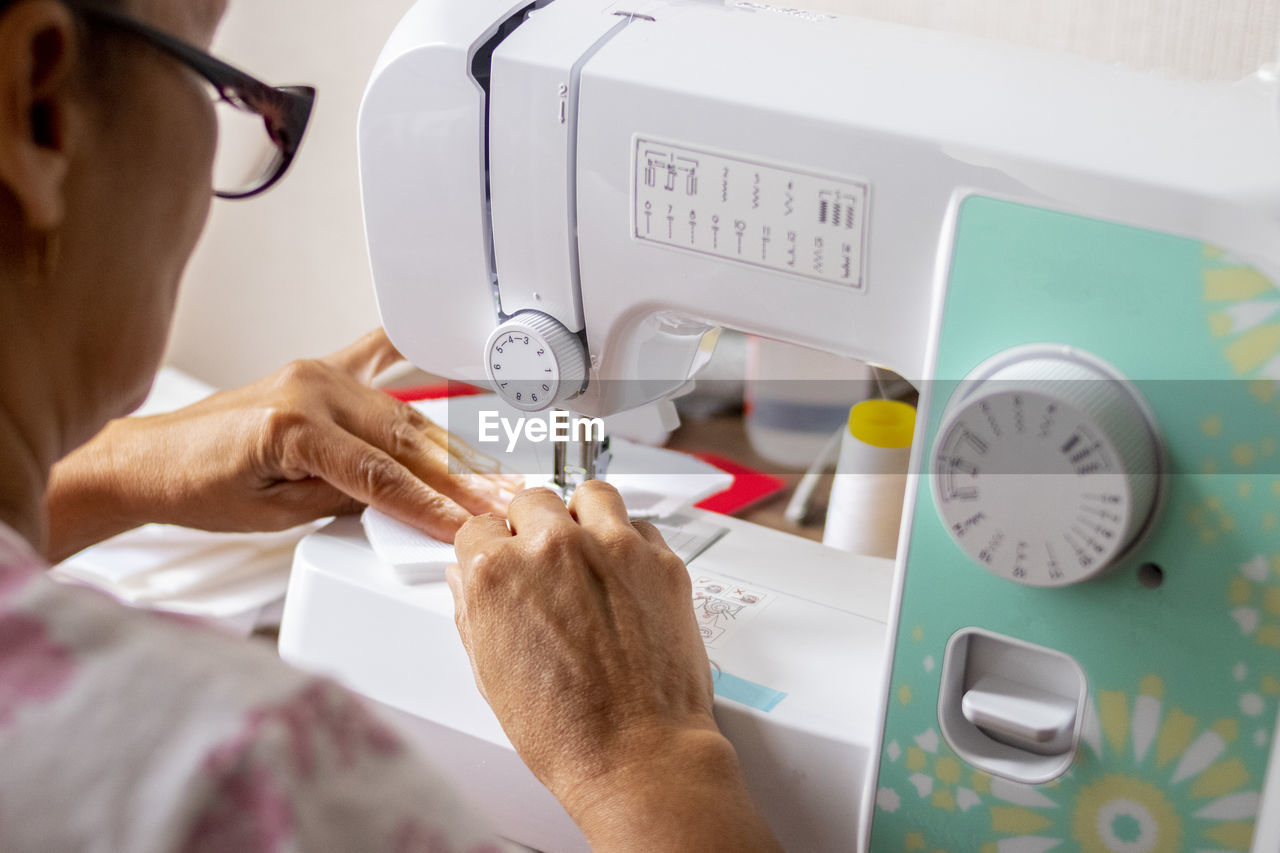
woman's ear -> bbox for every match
[0,0,81,231]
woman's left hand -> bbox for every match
[46,329,521,562]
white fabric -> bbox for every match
[50,368,309,629]
[361,510,457,584]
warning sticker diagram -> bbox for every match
[693,575,772,648]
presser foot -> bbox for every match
[551,429,612,502]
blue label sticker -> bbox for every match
[712,669,787,712]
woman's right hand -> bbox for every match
[447,481,782,852]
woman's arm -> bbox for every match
[45,329,520,563]
[449,482,783,852]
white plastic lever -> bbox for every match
[961,674,1077,756]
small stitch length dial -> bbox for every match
[930,347,1162,586]
[484,311,586,413]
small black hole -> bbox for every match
[1138,563,1164,589]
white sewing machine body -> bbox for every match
[281,0,1280,849]
[284,511,892,851]
[354,0,1279,408]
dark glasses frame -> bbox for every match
[74,3,316,199]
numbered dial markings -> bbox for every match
[934,390,1137,585]
[931,347,1170,586]
[483,311,587,413]
[487,332,559,409]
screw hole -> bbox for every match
[1138,562,1164,590]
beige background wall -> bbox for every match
[166,0,1280,388]
[166,0,417,387]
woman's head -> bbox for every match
[0,0,228,453]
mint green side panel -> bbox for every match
[869,197,1280,852]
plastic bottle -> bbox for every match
[744,337,876,470]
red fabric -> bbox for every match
[383,383,487,403]
[690,453,786,516]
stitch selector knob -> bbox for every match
[930,347,1162,586]
[484,311,587,413]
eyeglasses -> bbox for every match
[75,3,315,200]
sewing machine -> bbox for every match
[278,0,1280,849]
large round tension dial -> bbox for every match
[930,347,1162,586]
[484,311,587,413]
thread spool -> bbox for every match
[823,399,916,559]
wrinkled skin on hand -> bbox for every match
[447,482,720,813]
[47,330,521,560]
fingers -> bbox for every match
[567,480,633,538]
[325,383,518,517]
[260,476,367,525]
[630,519,672,551]
[505,487,574,536]
[569,481,680,564]
[453,513,513,563]
[290,424,472,542]
[322,328,404,385]
[266,353,519,526]
[309,333,527,500]
[431,428,525,489]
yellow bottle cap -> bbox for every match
[849,399,916,449]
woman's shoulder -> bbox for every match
[0,559,503,852]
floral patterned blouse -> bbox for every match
[0,522,510,852]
